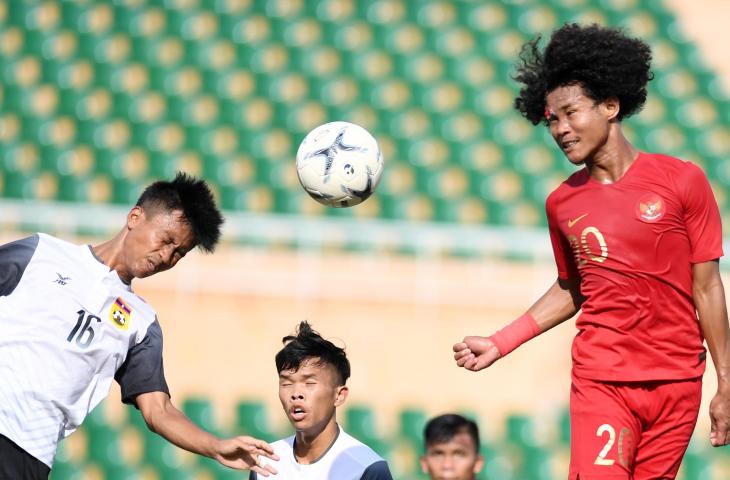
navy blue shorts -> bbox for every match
[0,434,49,480]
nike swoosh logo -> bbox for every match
[568,213,588,228]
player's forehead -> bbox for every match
[426,432,478,454]
[279,357,337,379]
[545,83,592,110]
[145,208,195,242]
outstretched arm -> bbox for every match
[137,391,279,476]
[453,277,583,371]
[693,260,730,447]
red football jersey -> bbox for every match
[546,152,723,381]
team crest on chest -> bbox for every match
[109,297,132,330]
[635,193,665,223]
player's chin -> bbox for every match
[286,414,308,428]
[563,150,586,165]
[135,268,154,279]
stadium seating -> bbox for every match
[1,0,728,236]
[46,396,728,480]
[4,0,728,478]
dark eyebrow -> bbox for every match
[279,372,318,380]
[558,100,578,111]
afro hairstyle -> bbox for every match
[514,23,653,125]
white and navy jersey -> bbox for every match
[250,427,392,480]
[0,234,168,467]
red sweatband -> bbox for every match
[488,313,540,357]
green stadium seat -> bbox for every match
[128,6,167,39]
[657,67,700,101]
[644,124,687,152]
[54,60,95,94]
[674,96,720,130]
[520,445,553,480]
[85,423,128,471]
[381,192,435,222]
[398,408,427,451]
[516,5,559,36]
[416,1,458,30]
[344,405,380,444]
[384,23,426,58]
[309,0,352,22]
[3,55,42,90]
[490,114,536,148]
[481,445,517,480]
[560,7,609,26]
[505,414,539,449]
[285,100,330,137]
[24,1,62,33]
[423,165,469,201]
[235,400,278,442]
[681,439,713,480]
[618,11,659,40]
[557,407,571,447]
[48,458,84,480]
[182,397,221,436]
[432,26,476,59]
[0,112,22,145]
[650,38,680,71]
[74,91,113,133]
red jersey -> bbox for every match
[546,152,723,381]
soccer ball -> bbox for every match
[295,121,384,208]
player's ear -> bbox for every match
[127,206,145,229]
[334,385,349,407]
[602,96,620,121]
[473,453,485,474]
[419,456,429,474]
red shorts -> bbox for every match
[569,372,702,480]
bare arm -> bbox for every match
[527,277,584,332]
[693,260,730,447]
[137,392,278,476]
[454,277,583,371]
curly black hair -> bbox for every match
[136,172,224,253]
[514,23,653,125]
[275,321,351,386]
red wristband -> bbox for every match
[488,313,540,357]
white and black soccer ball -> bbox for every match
[295,121,384,208]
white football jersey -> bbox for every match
[0,234,168,467]
[251,426,392,480]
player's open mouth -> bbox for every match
[290,407,306,421]
[562,139,578,151]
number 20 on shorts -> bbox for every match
[594,423,632,468]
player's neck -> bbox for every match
[92,230,132,284]
[585,126,639,184]
[293,417,339,465]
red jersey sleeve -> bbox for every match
[546,193,579,280]
[677,162,723,263]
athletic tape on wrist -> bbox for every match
[488,313,540,357]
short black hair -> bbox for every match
[424,414,480,453]
[514,23,653,125]
[275,321,351,386]
[136,172,223,253]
